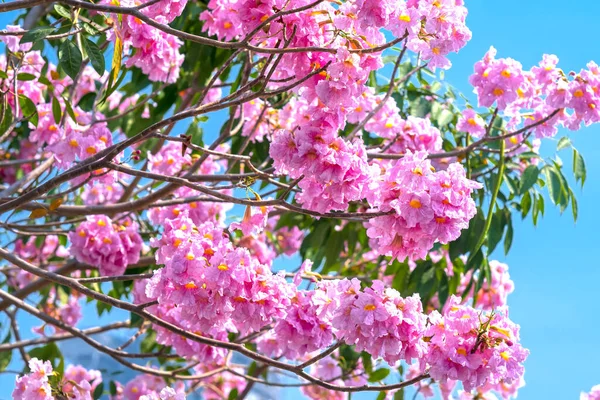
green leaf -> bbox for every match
[130,312,144,327]
[20,26,56,44]
[391,261,410,294]
[519,165,540,195]
[393,390,405,400]
[573,149,586,186]
[18,95,38,127]
[52,96,62,124]
[545,166,566,206]
[93,382,104,400]
[487,208,505,255]
[520,191,532,219]
[368,368,390,382]
[228,389,239,400]
[77,92,96,112]
[54,4,72,20]
[376,392,387,400]
[0,332,12,372]
[556,136,572,151]
[0,103,14,135]
[109,381,118,396]
[570,188,578,222]
[83,38,105,75]
[59,40,82,80]
[361,352,373,374]
[83,22,99,36]
[16,73,36,81]
[437,109,454,127]
[0,70,8,79]
[63,98,77,121]
[504,212,514,255]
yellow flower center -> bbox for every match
[217,264,229,271]
[363,304,376,311]
[409,199,422,209]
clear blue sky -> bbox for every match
[1,1,600,399]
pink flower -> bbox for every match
[457,109,487,139]
[68,215,143,276]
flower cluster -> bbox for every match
[104,0,185,83]
[236,216,304,266]
[300,356,349,400]
[13,358,101,400]
[582,385,600,400]
[193,366,246,400]
[258,280,335,359]
[348,89,444,155]
[33,289,82,336]
[366,151,482,262]
[145,211,294,348]
[461,260,515,310]
[68,215,143,276]
[147,148,231,227]
[423,296,529,392]
[270,125,374,213]
[147,142,192,176]
[118,374,185,400]
[8,235,68,289]
[469,47,600,138]
[332,279,428,365]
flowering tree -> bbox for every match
[0,0,596,399]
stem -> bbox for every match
[467,138,506,264]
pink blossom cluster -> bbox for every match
[147,148,232,227]
[366,151,482,262]
[201,0,469,69]
[348,90,443,154]
[258,283,335,359]
[82,181,124,205]
[145,211,294,344]
[8,235,68,289]
[147,142,192,176]
[300,355,348,400]
[581,385,600,400]
[33,289,82,336]
[0,34,120,174]
[132,278,229,364]
[332,279,428,365]
[469,47,600,137]
[270,124,374,213]
[104,0,185,83]
[239,99,279,142]
[423,296,529,392]
[113,373,185,400]
[236,217,304,266]
[68,215,143,276]
[193,366,246,400]
[13,358,101,400]
[460,260,515,310]
[200,0,470,215]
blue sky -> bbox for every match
[1,1,600,399]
